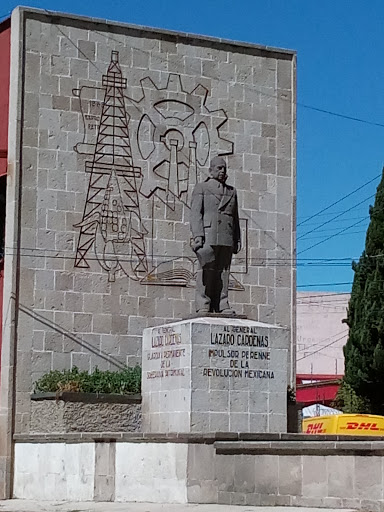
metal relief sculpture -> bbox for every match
[74,51,147,281]
[74,50,246,288]
[126,74,233,209]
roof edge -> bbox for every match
[14,5,296,58]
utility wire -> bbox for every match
[45,13,378,264]
[39,8,384,139]
[297,333,348,361]
[298,194,373,241]
[297,292,351,299]
[298,216,367,229]
[297,282,352,288]
[298,207,369,220]
[298,218,367,255]
[299,229,366,241]
[297,329,347,353]
[21,11,384,288]
[297,174,381,228]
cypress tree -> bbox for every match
[343,169,384,414]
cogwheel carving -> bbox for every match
[125,73,234,208]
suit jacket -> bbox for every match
[190,178,241,247]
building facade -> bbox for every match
[296,292,349,377]
[0,8,296,497]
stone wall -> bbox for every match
[12,433,384,508]
[2,6,295,442]
[30,393,141,433]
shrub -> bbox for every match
[332,379,371,413]
[33,365,141,394]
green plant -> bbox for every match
[287,385,296,403]
[332,380,371,413]
[33,365,141,395]
[343,168,384,414]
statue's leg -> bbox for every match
[195,246,215,313]
[195,267,211,313]
[218,248,233,313]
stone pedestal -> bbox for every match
[142,317,289,433]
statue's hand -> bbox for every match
[233,241,241,254]
[191,236,204,252]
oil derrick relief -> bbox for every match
[74,51,148,282]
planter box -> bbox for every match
[31,392,142,433]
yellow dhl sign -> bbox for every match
[303,414,384,435]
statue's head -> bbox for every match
[209,157,227,183]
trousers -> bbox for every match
[195,245,233,313]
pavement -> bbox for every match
[0,502,357,512]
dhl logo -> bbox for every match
[305,422,326,434]
[339,422,384,431]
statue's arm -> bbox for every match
[233,191,241,254]
[190,184,205,250]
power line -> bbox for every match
[3,245,378,267]
[297,292,351,299]
[299,229,366,241]
[298,194,373,241]
[297,282,352,288]
[297,329,347,353]
[297,333,348,361]
[43,12,380,263]
[298,216,367,228]
[297,103,384,129]
[298,218,368,255]
[297,207,369,220]
[297,174,381,228]
[42,7,384,138]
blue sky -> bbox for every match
[2,0,384,292]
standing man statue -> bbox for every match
[190,157,241,314]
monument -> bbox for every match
[190,157,241,314]
[142,156,290,433]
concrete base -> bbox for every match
[141,317,289,433]
[12,433,384,509]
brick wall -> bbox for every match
[2,8,296,436]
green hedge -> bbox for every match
[33,365,141,394]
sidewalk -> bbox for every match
[0,501,357,512]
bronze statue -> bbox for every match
[190,157,241,314]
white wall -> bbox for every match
[296,292,349,376]
[13,443,95,500]
[13,441,188,503]
[115,443,188,503]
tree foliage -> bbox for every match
[343,169,384,414]
[333,380,370,413]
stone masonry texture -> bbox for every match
[30,400,142,433]
[3,8,296,435]
[142,318,289,433]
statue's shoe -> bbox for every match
[220,309,236,315]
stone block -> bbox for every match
[142,318,288,433]
[278,455,302,496]
[233,455,255,493]
[277,59,292,90]
[115,443,188,503]
[254,455,278,494]
[355,456,383,500]
[327,455,355,499]
[78,40,95,61]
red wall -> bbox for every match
[0,18,10,372]
[0,19,10,176]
